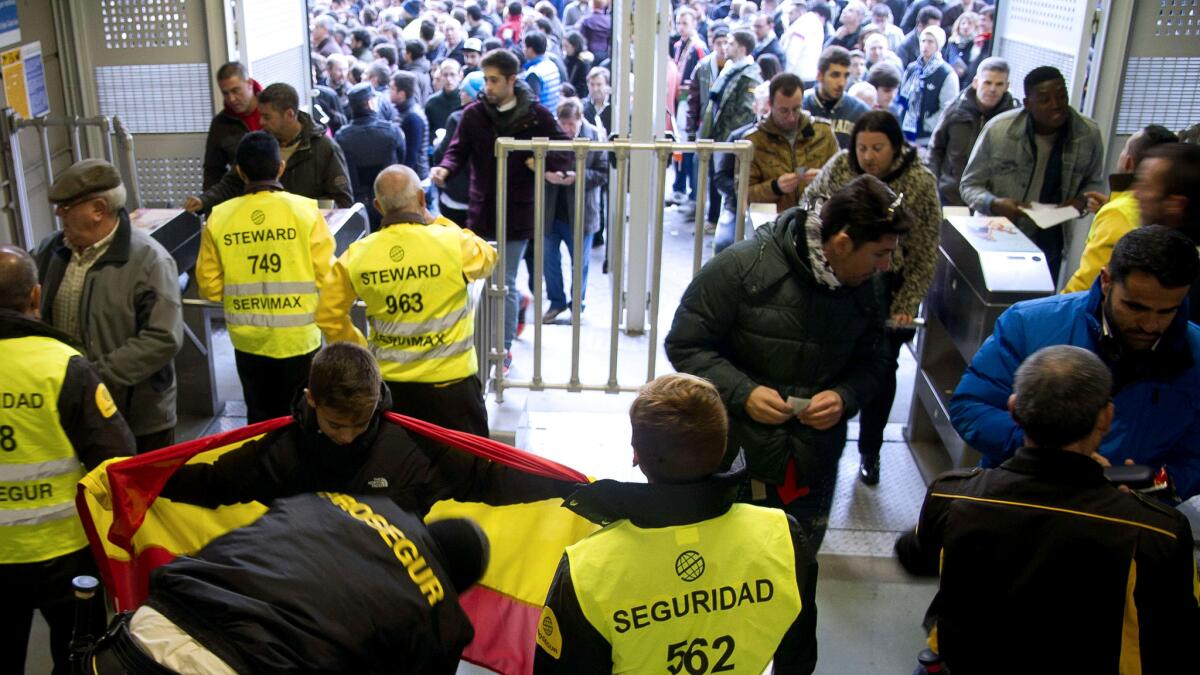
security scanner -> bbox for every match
[175,204,369,417]
[905,216,1055,482]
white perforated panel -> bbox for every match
[996,38,1078,101]
[137,156,203,207]
[101,0,190,49]
[251,46,309,102]
[1005,0,1082,37]
[1116,57,1200,134]
[95,64,212,134]
[1157,0,1200,37]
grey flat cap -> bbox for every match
[48,159,122,205]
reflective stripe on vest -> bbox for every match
[208,192,323,358]
[558,504,801,673]
[0,336,89,564]
[345,223,477,383]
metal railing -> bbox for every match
[0,110,139,248]
[490,137,754,402]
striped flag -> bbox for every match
[76,413,595,675]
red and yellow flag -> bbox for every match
[76,413,596,675]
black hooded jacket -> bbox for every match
[159,385,576,513]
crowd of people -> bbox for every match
[5,0,1200,673]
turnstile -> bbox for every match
[906,216,1055,482]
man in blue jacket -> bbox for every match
[949,225,1200,500]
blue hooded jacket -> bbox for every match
[949,278,1200,500]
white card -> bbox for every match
[787,396,811,414]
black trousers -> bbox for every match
[737,466,839,554]
[439,203,469,229]
[135,428,175,454]
[234,349,317,425]
[0,547,106,675]
[858,326,916,457]
[1029,223,1065,286]
[386,376,489,437]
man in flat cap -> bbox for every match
[32,159,184,453]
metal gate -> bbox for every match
[488,137,753,402]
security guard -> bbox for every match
[86,495,487,674]
[534,374,818,674]
[0,245,133,674]
[896,346,1200,673]
[197,130,335,423]
[317,164,496,436]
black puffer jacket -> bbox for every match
[928,87,1018,206]
[665,209,888,483]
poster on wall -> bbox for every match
[1,41,49,119]
[0,0,18,48]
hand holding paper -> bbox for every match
[1020,202,1081,229]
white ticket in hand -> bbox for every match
[787,396,811,414]
[1020,203,1081,229]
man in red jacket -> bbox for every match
[430,48,570,366]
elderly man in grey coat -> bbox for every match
[33,159,183,452]
[541,98,608,324]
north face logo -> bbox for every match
[368,477,389,488]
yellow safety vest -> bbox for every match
[343,222,477,383]
[549,504,801,674]
[0,336,89,564]
[206,191,323,358]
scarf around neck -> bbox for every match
[900,55,943,136]
[802,202,842,290]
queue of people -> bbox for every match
[5,1,1200,673]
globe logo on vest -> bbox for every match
[389,245,406,262]
[675,550,705,582]
[251,209,266,225]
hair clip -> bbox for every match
[887,192,905,216]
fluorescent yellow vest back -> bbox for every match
[207,191,322,358]
[344,223,476,382]
[0,336,88,563]
[561,504,801,674]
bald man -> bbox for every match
[318,165,497,435]
[0,245,133,674]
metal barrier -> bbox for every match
[490,137,754,402]
[0,110,139,248]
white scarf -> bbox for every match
[803,203,842,290]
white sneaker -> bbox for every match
[668,191,687,205]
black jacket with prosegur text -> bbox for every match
[146,493,474,674]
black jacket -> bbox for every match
[159,387,576,514]
[665,208,888,483]
[896,448,1199,674]
[928,87,1018,206]
[425,89,463,141]
[533,458,818,674]
[0,309,134,465]
[202,110,251,190]
[146,494,474,674]
[200,111,353,213]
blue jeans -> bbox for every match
[503,238,528,351]
[544,219,594,310]
[672,152,697,199]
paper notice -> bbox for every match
[1020,203,1081,229]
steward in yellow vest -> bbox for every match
[0,245,133,673]
[534,374,818,674]
[196,131,335,423]
[318,165,496,436]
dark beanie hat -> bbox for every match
[427,518,490,593]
